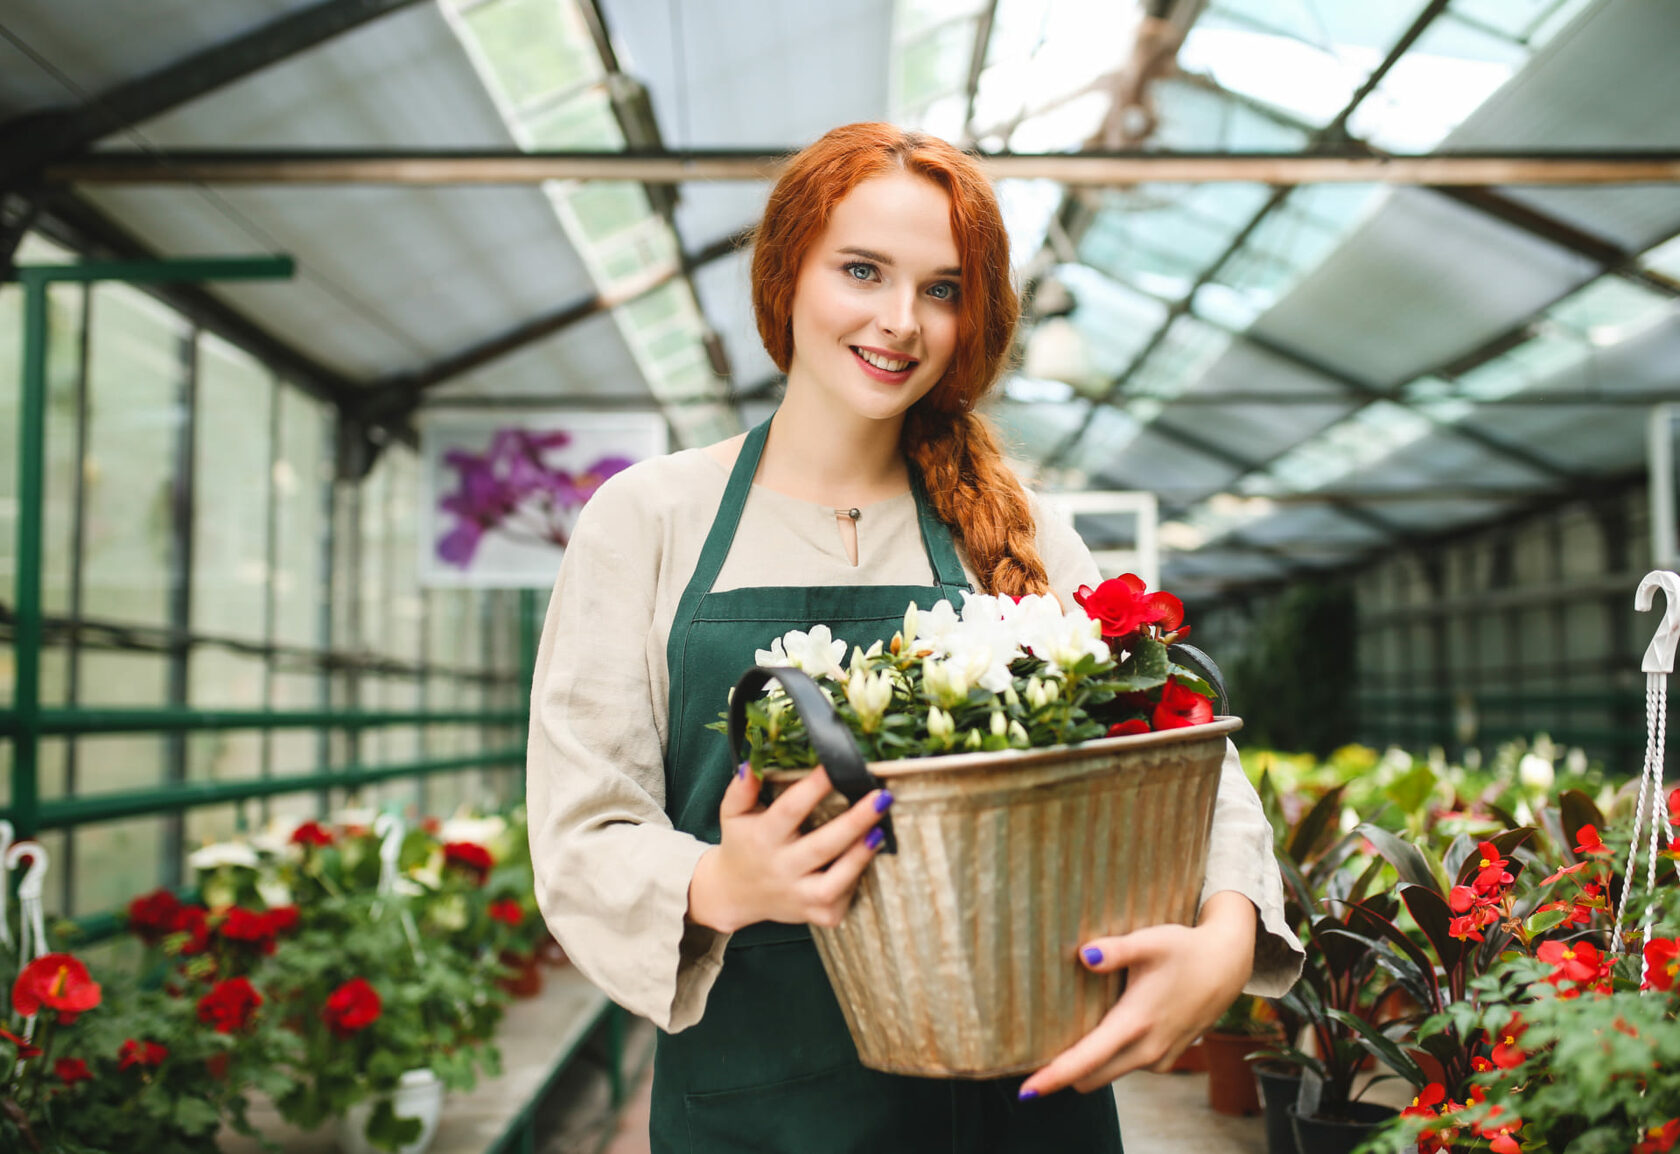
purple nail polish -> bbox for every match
[1082,946,1103,965]
[737,761,749,779]
[1018,1087,1039,1101]
[874,791,894,813]
[865,827,885,851]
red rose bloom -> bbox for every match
[290,820,334,847]
[171,905,212,955]
[1151,679,1213,731]
[322,977,382,1038]
[1073,573,1184,639]
[197,976,263,1034]
[118,1038,169,1070]
[261,905,300,937]
[1106,719,1151,737]
[12,953,102,1021]
[54,1056,92,1085]
[444,841,494,882]
[489,898,524,927]
[127,888,184,945]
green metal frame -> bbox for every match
[7,255,532,851]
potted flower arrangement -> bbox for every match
[723,574,1235,1077]
[1203,993,1285,1117]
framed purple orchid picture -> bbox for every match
[418,411,667,587]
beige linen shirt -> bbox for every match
[527,447,1303,1032]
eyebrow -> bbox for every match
[838,246,962,278]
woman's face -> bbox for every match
[786,171,962,425]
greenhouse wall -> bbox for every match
[0,231,530,926]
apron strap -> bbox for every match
[908,464,971,598]
[687,417,771,599]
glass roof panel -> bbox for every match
[1262,400,1433,492]
[1007,92,1112,152]
[1067,405,1148,481]
[897,0,987,40]
[969,0,1139,138]
[1452,329,1589,400]
[1178,10,1378,126]
[1149,78,1313,151]
[1126,316,1233,401]
[521,85,623,149]
[1210,0,1433,54]
[1544,275,1675,347]
[997,179,1063,268]
[1057,264,1171,383]
[895,18,975,111]
[1642,233,1680,280]
[456,0,602,111]
[1452,0,1595,47]
[1345,14,1527,152]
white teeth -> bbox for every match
[855,348,912,372]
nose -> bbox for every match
[878,285,920,341]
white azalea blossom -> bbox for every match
[188,841,260,872]
[927,707,955,746]
[756,624,848,680]
[846,669,895,732]
[923,657,973,709]
[1008,719,1030,748]
[990,710,1007,738]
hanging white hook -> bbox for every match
[1636,571,1680,674]
[5,841,50,971]
[0,820,13,949]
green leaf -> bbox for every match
[1384,762,1437,816]
[1358,824,1441,895]
[1288,786,1346,865]
[1126,637,1171,688]
[1326,1008,1426,1089]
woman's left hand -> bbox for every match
[1018,890,1258,1098]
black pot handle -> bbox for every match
[727,666,896,854]
[1168,641,1228,715]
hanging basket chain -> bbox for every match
[1618,571,1680,988]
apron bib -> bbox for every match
[651,417,1123,1154]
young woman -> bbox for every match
[527,122,1301,1153]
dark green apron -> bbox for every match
[650,417,1124,1154]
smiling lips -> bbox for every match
[852,345,918,382]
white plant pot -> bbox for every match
[336,1068,443,1154]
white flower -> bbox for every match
[1026,677,1049,711]
[188,841,260,872]
[964,728,983,750]
[1008,720,1030,748]
[927,706,955,746]
[990,710,1007,738]
[923,657,973,709]
[902,604,921,648]
[756,624,847,681]
[257,877,293,909]
[915,600,964,654]
[1518,753,1555,790]
[846,669,894,733]
[440,814,507,847]
[1565,747,1588,776]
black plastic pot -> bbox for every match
[1253,1064,1302,1154]
[1287,1101,1399,1154]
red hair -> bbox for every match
[751,123,1049,597]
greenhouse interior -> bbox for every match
[2,0,1679,1151]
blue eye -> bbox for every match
[928,281,958,301]
[844,262,877,281]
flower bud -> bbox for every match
[990,710,1006,738]
[1008,720,1030,748]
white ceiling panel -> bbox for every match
[1251,187,1601,387]
[424,308,650,402]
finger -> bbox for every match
[1018,1006,1149,1099]
[717,760,763,821]
[800,833,883,926]
[762,765,837,837]
[788,789,891,873]
[1075,925,1176,974]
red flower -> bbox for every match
[1106,719,1150,737]
[262,905,300,937]
[118,1038,169,1070]
[290,820,334,847]
[54,1056,92,1085]
[12,954,102,1021]
[1073,573,1184,639]
[1470,1056,1495,1074]
[127,889,184,945]
[217,906,282,955]
[1448,904,1498,942]
[322,977,382,1038]
[1470,842,1514,895]
[489,898,525,927]
[1636,1119,1680,1154]
[171,905,212,955]
[1537,939,1602,985]
[1475,1106,1524,1153]
[1645,938,1679,993]
[1540,860,1590,885]
[1573,824,1611,857]
[444,841,494,882]
[1402,1082,1446,1119]
[1490,1020,1528,1069]
[1152,679,1213,731]
[1,1025,41,1059]
[1448,885,1479,913]
[197,976,263,1034]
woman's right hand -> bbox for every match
[686,764,891,933]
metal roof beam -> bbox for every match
[0,0,428,188]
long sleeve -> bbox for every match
[1030,501,1304,995]
[525,467,729,1032]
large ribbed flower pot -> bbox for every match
[763,715,1238,1078]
